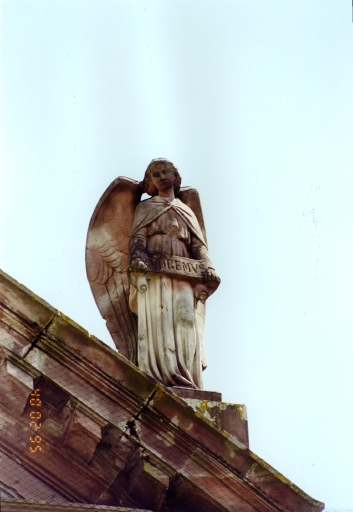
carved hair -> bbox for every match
[143,158,182,197]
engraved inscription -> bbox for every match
[153,256,206,278]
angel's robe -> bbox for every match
[129,196,208,389]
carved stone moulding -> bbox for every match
[0,269,325,512]
[0,500,153,512]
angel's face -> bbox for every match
[150,168,176,194]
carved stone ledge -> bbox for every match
[164,473,229,512]
[186,399,249,448]
[0,351,35,416]
[0,450,70,503]
[111,448,169,512]
[168,387,222,402]
[63,408,102,464]
[0,272,57,353]
[0,269,325,512]
[0,310,38,357]
[167,385,249,447]
[0,500,153,512]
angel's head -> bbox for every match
[143,158,181,197]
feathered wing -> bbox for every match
[178,187,208,246]
[178,186,208,370]
[86,177,143,364]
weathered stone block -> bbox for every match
[183,399,249,447]
[168,387,222,402]
[167,386,249,447]
[0,353,34,416]
[125,449,169,511]
[63,408,102,464]
[33,376,71,413]
[91,423,137,482]
[164,474,228,512]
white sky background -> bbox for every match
[1,1,352,509]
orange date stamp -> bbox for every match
[29,388,42,453]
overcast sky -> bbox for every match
[1,1,353,510]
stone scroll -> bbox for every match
[129,255,219,301]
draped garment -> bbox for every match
[129,196,207,389]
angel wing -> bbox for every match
[178,187,208,246]
[86,177,143,364]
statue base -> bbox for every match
[168,387,249,448]
[168,386,222,402]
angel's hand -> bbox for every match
[130,258,148,270]
[204,268,220,283]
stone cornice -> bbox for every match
[1,499,152,512]
[0,269,324,512]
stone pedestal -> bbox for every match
[168,387,222,402]
[168,387,249,448]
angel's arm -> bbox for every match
[130,226,149,269]
[191,236,220,282]
[191,236,211,262]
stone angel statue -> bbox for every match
[86,159,220,389]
